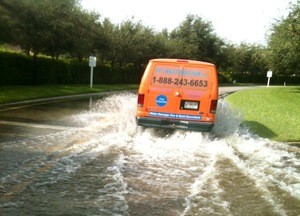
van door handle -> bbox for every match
[174,91,181,97]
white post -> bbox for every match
[267,77,271,87]
[266,70,272,87]
[89,56,96,88]
[90,66,93,88]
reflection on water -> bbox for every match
[0,93,299,215]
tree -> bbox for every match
[0,0,93,83]
[0,0,103,61]
[101,18,162,66]
[170,15,223,64]
[40,0,82,59]
[231,43,268,74]
[0,4,15,43]
[66,8,104,61]
[268,2,300,76]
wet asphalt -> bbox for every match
[1,86,299,216]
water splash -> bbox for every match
[1,93,299,215]
[77,93,300,215]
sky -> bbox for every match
[80,0,297,45]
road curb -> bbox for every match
[0,90,138,108]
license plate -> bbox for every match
[184,101,199,110]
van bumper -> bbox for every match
[136,117,214,132]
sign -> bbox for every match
[156,95,168,107]
[89,56,96,67]
[149,112,201,120]
[89,56,96,88]
[151,65,209,89]
[267,70,273,78]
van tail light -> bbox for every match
[210,100,218,114]
[137,94,145,107]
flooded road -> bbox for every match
[0,91,299,215]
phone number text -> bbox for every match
[152,76,208,87]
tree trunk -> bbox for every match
[32,52,38,85]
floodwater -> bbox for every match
[0,93,299,216]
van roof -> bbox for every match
[150,58,215,66]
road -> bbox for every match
[0,86,251,141]
[0,87,299,215]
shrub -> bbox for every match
[0,51,141,85]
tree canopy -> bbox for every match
[268,2,300,76]
[0,0,299,77]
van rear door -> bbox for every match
[177,64,210,119]
[145,62,181,118]
[145,61,211,121]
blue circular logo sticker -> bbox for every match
[156,95,168,107]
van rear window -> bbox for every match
[150,64,209,90]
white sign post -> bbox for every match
[266,70,272,87]
[89,56,96,88]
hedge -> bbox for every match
[232,74,300,85]
[0,51,142,85]
[1,51,299,85]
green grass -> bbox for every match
[226,87,300,142]
[0,43,21,53]
[0,84,138,104]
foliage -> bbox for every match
[170,15,223,63]
[0,51,141,85]
[0,0,298,85]
[0,0,106,61]
[231,73,300,84]
[67,8,105,61]
[0,4,15,43]
[218,72,233,83]
[233,44,268,74]
[1,0,72,55]
[101,18,169,68]
[268,2,300,76]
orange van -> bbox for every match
[136,59,218,132]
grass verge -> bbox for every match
[226,86,300,142]
[0,84,138,104]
